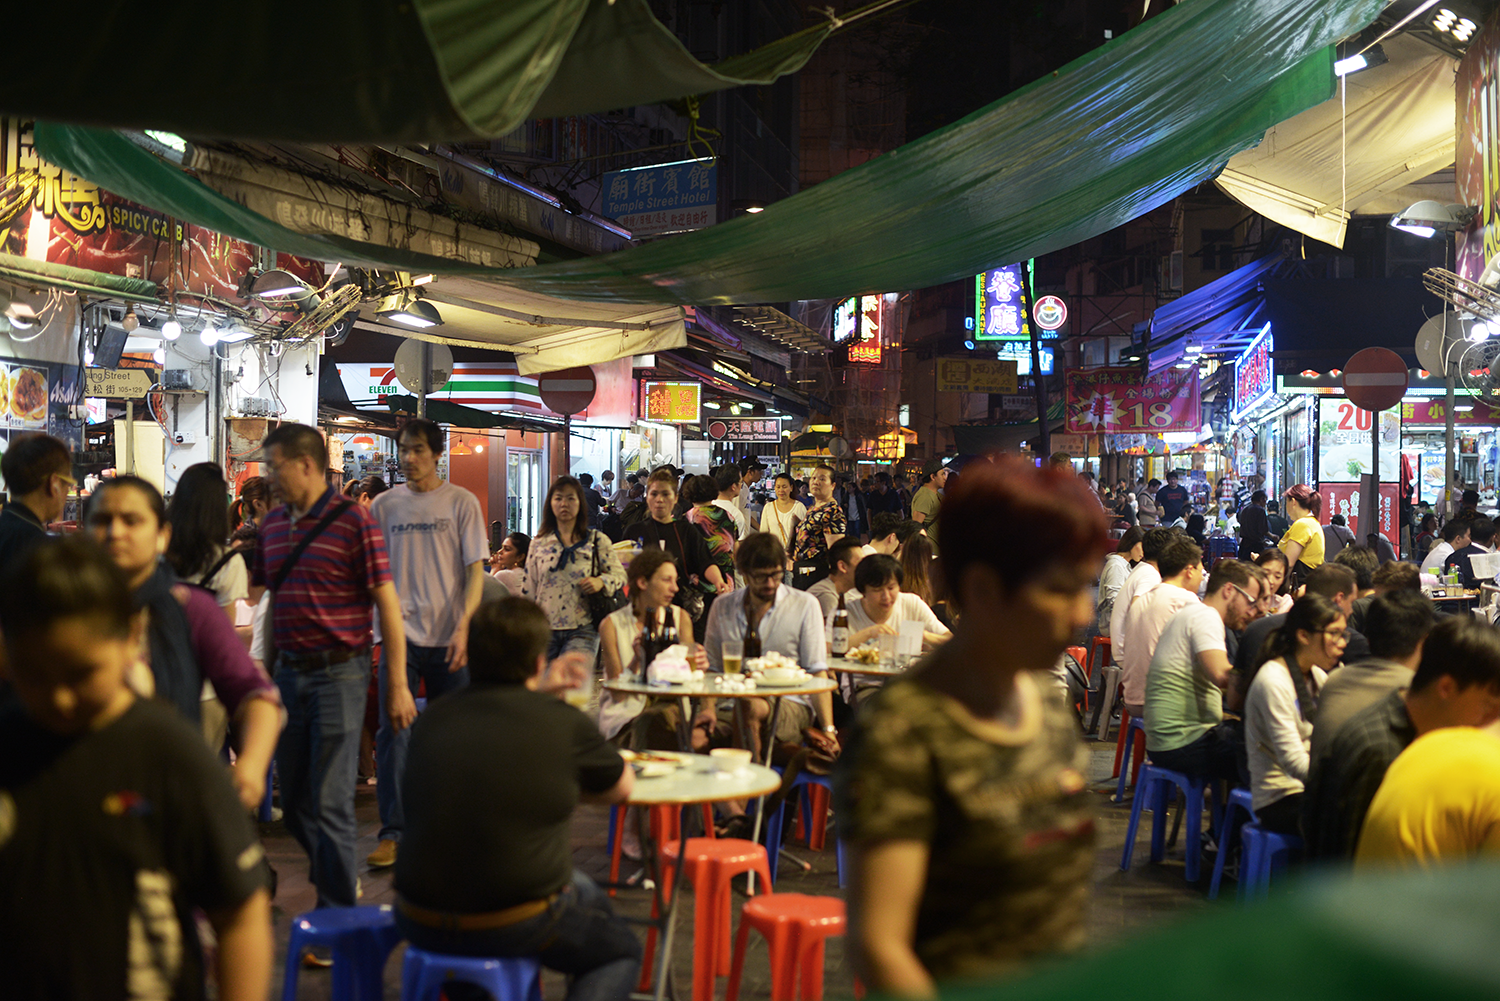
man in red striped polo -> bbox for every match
[253,423,409,912]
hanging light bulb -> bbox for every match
[122,305,139,332]
[162,317,182,341]
[152,347,165,364]
[200,321,220,346]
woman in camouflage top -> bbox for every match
[836,457,1111,997]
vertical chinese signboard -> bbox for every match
[973,264,1032,341]
[601,158,717,237]
[849,295,883,364]
[1457,13,1500,281]
[1231,325,1274,421]
[1064,367,1200,433]
[1320,483,1399,547]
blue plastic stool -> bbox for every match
[1208,788,1256,900]
[401,947,542,1001]
[1119,763,1213,882]
[282,905,402,1001]
[1239,823,1303,901]
[764,771,846,888]
[1113,715,1147,803]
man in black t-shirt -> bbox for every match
[1155,470,1190,525]
[394,596,639,999]
[0,537,270,1001]
[0,432,71,580]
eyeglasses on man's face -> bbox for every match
[748,570,784,585]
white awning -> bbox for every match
[353,276,686,375]
[1215,34,1457,248]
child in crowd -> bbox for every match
[0,536,271,1000]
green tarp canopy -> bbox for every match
[35,0,1382,307]
[938,864,1500,1001]
[1,0,831,143]
[0,253,158,304]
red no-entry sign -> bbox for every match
[1342,348,1408,412]
[538,366,597,415]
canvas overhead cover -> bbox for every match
[0,0,832,143]
[1215,33,1458,249]
[35,0,1383,307]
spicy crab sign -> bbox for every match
[1064,366,1200,435]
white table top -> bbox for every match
[602,675,836,698]
[626,753,781,804]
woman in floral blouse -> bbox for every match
[684,474,739,588]
[524,475,626,661]
[792,463,847,588]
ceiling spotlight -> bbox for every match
[377,296,444,328]
[162,317,182,340]
[1390,200,1477,238]
[122,305,139,332]
[200,321,220,346]
[251,269,311,297]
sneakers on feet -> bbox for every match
[366,839,397,869]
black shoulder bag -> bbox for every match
[586,530,629,629]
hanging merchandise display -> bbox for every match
[34,0,1381,304]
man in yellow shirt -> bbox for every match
[1356,722,1500,868]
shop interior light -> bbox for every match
[1390,200,1477,238]
[412,274,436,285]
[199,322,220,346]
[161,317,182,341]
[730,404,743,415]
[377,296,444,328]
[1456,404,1475,411]
[703,401,721,410]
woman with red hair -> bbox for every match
[1277,483,1325,581]
[835,457,1110,997]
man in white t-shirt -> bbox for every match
[1143,559,1265,785]
[367,417,489,869]
[1109,527,1175,664]
[1120,537,1204,720]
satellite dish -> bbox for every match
[1415,311,1474,377]
[393,338,454,395]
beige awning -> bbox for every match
[1215,33,1457,248]
[352,276,686,375]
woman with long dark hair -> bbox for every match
[759,472,806,555]
[837,457,1108,994]
[86,476,282,810]
[167,463,246,620]
[1245,593,1345,836]
[524,475,626,661]
[491,530,530,595]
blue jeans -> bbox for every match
[376,642,470,843]
[397,871,641,1001]
[548,626,600,663]
[275,652,370,908]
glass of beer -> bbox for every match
[564,667,593,710]
[722,639,744,674]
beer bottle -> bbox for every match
[831,593,850,656]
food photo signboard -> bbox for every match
[1316,398,1400,482]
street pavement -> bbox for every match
[262,731,1211,1000]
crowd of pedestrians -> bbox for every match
[10,422,1500,1001]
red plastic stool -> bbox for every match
[1111,708,1146,782]
[726,894,846,1001]
[608,803,714,896]
[639,838,773,1001]
[1065,645,1089,713]
[791,782,831,851]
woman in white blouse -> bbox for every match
[1244,593,1347,836]
[759,472,806,561]
[524,476,626,662]
[834,554,950,706]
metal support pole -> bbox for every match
[1031,329,1050,461]
[418,341,431,418]
[125,400,135,475]
[1446,373,1457,518]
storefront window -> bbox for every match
[507,447,544,536]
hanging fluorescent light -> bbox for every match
[251,269,311,297]
[412,274,436,285]
[703,401,722,410]
[1456,404,1475,412]
[161,317,182,341]
[200,322,220,346]
[377,297,444,328]
[217,326,256,344]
